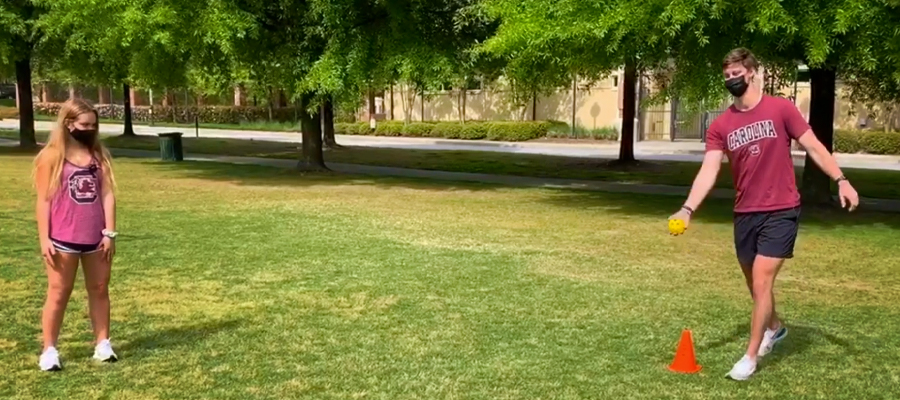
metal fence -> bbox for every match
[641,103,669,141]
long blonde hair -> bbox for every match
[34,98,116,199]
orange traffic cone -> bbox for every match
[668,329,702,374]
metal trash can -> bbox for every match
[158,132,184,161]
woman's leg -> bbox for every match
[42,252,81,350]
[81,250,112,343]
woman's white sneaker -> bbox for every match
[39,347,62,371]
[93,339,118,362]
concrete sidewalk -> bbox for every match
[4,119,900,171]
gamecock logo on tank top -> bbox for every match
[68,170,99,204]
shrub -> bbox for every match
[859,131,900,155]
[335,120,549,141]
[374,121,405,137]
[335,122,369,135]
[486,121,549,141]
[30,101,556,142]
[431,122,463,139]
[401,123,434,137]
[834,130,863,153]
[835,130,900,155]
[33,102,298,124]
[458,123,490,140]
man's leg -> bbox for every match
[740,263,781,330]
[728,207,798,379]
[745,255,785,358]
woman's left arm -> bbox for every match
[101,164,116,259]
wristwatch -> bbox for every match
[835,175,849,184]
[102,229,118,239]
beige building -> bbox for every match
[361,68,898,140]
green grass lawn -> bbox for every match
[0,149,900,400]
[2,150,900,399]
[2,129,900,201]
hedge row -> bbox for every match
[335,121,553,142]
[834,130,900,155]
[33,103,298,124]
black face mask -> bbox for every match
[725,76,749,98]
[69,128,98,146]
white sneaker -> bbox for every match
[93,339,118,363]
[758,325,788,357]
[39,347,62,371]
[726,354,757,381]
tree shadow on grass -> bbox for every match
[695,322,857,375]
[117,155,512,194]
[0,145,39,156]
[537,189,900,230]
[113,154,900,230]
[697,323,747,353]
[117,319,243,359]
[760,323,856,372]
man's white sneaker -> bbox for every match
[726,354,757,381]
[39,347,62,371]
[93,339,118,363]
[758,325,788,357]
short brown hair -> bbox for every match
[723,48,759,71]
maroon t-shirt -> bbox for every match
[706,95,811,213]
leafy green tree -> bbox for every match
[653,0,900,204]
[0,0,46,147]
[36,0,252,135]
[220,0,328,169]
[480,0,676,162]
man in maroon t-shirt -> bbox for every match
[669,48,859,380]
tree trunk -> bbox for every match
[571,77,577,136]
[267,87,274,121]
[461,88,467,123]
[15,58,37,148]
[298,93,327,171]
[122,83,136,136]
[40,85,50,103]
[367,88,376,129]
[278,90,288,108]
[457,88,463,122]
[618,61,637,163]
[800,67,837,206]
[531,91,537,121]
[402,86,412,123]
[234,85,245,106]
[322,96,340,149]
[99,86,110,104]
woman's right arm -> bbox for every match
[34,156,56,265]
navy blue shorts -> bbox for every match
[733,206,801,267]
[51,238,102,254]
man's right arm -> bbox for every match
[683,150,725,212]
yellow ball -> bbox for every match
[668,219,686,235]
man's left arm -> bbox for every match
[796,132,846,181]
[783,102,845,181]
[785,102,859,209]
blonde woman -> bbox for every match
[33,99,119,371]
